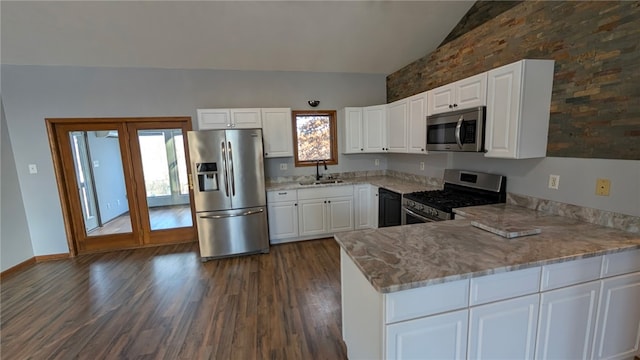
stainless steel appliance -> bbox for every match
[426,106,486,152]
[187,129,269,260]
[402,169,506,224]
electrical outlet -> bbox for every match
[595,178,611,196]
[420,162,425,170]
[279,163,287,171]
[548,174,560,190]
[375,159,380,166]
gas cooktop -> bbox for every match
[403,169,507,221]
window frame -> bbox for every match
[292,110,338,167]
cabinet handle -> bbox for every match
[324,200,327,204]
[448,104,453,109]
[227,123,232,127]
[453,103,458,108]
[295,203,298,206]
[278,192,287,195]
[361,148,364,151]
[265,152,269,156]
[328,200,331,204]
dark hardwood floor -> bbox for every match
[1,239,347,359]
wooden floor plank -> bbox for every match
[1,239,347,359]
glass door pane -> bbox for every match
[69,129,132,237]
[138,128,193,231]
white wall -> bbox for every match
[1,99,35,271]
[387,152,640,217]
[1,65,386,257]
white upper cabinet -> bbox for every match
[343,107,364,154]
[407,92,428,154]
[197,108,262,129]
[363,105,387,152]
[262,108,293,158]
[427,73,487,115]
[485,59,555,159]
[386,99,408,153]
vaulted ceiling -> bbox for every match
[1,1,475,74]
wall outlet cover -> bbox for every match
[596,178,611,196]
[279,163,287,170]
[548,174,560,190]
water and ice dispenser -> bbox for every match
[196,163,219,191]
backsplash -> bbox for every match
[507,193,640,234]
[266,169,442,187]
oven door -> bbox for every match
[401,206,440,224]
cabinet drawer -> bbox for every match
[385,279,469,324]
[470,267,541,306]
[541,256,602,291]
[601,248,640,278]
[267,190,297,202]
[297,185,353,200]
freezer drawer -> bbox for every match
[196,206,269,260]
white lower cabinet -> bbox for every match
[536,281,600,360]
[387,309,468,360]
[266,190,298,244]
[354,184,378,230]
[469,294,539,360]
[591,272,640,360]
[269,185,353,241]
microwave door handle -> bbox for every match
[221,141,230,197]
[455,115,464,149]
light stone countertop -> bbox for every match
[334,203,640,293]
[266,175,439,194]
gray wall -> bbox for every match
[1,65,386,259]
[1,99,35,271]
[387,152,640,217]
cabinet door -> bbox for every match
[327,196,354,233]
[197,109,231,129]
[344,107,364,153]
[267,201,298,243]
[469,294,539,360]
[592,272,640,360]
[370,185,379,229]
[428,84,455,115]
[363,105,387,152]
[407,92,427,154]
[485,61,522,158]
[386,309,468,360]
[386,99,408,153]
[354,185,372,230]
[455,72,487,110]
[297,199,326,237]
[230,108,262,128]
[262,108,293,158]
[536,281,600,360]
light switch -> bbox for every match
[28,164,38,174]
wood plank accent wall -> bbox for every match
[386,1,640,160]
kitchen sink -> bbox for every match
[299,179,344,185]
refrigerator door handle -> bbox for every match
[221,141,229,197]
[199,208,264,219]
[228,141,236,196]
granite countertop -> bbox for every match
[334,203,640,293]
[266,175,438,194]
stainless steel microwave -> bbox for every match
[426,106,486,152]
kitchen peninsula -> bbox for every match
[335,204,640,360]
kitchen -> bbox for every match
[2,1,639,359]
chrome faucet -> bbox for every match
[316,160,327,181]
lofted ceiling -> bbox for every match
[1,1,475,75]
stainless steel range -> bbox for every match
[402,169,506,224]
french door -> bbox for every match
[47,117,196,255]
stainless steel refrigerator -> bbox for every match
[187,129,269,260]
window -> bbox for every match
[292,110,338,167]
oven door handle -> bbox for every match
[403,207,437,223]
